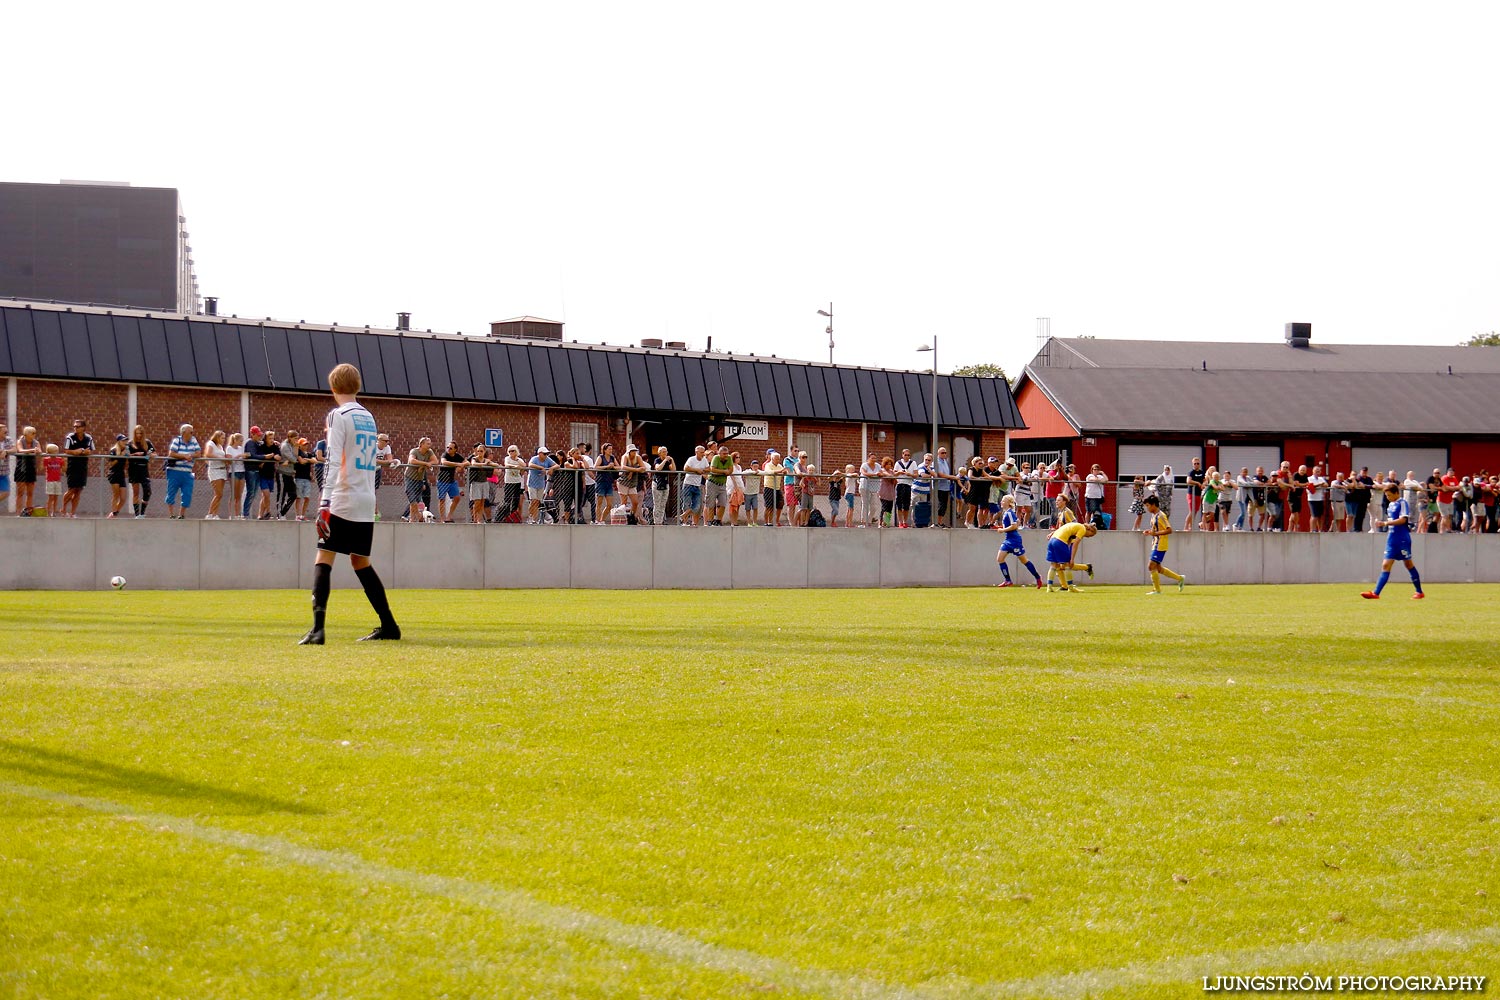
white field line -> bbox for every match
[2,780,922,1000]
[5,780,1495,1000]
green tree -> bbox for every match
[951,362,1009,381]
[1461,332,1500,346]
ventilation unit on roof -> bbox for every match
[640,338,664,349]
[665,341,687,351]
[490,316,563,341]
[396,312,411,332]
[1285,322,1311,348]
[204,297,217,317]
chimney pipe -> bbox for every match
[204,297,218,317]
[397,312,411,332]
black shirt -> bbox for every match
[294,448,314,480]
[1251,474,1269,504]
[653,458,675,491]
[64,431,94,479]
[1187,467,1206,497]
[438,448,464,485]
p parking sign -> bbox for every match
[485,428,504,449]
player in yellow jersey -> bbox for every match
[1045,518,1097,592]
[1142,495,1185,594]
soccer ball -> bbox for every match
[110,576,127,590]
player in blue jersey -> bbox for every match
[1361,482,1425,600]
[994,495,1044,589]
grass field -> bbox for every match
[2,583,1496,999]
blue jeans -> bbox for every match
[1235,500,1247,529]
[683,484,703,513]
[242,472,260,517]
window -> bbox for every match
[795,431,822,473]
[570,422,599,452]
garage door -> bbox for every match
[1352,446,1448,480]
[1116,444,1203,527]
[1218,445,1283,477]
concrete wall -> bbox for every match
[1,521,1494,590]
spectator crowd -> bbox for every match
[2,419,1497,534]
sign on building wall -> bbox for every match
[485,428,504,449]
[733,421,770,440]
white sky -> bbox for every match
[10,2,1498,379]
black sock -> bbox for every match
[311,563,331,631]
[355,565,396,629]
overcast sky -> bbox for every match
[10,2,1498,379]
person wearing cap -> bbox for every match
[105,433,130,518]
[620,442,648,522]
[61,418,95,518]
[527,444,557,524]
[404,437,437,523]
[241,425,269,519]
[498,444,525,522]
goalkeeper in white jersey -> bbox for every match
[299,363,401,644]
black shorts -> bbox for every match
[764,486,784,510]
[317,513,374,557]
[895,484,912,510]
[66,470,88,490]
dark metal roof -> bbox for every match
[1020,337,1500,435]
[0,301,1023,429]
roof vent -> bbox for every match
[665,340,688,351]
[204,297,218,317]
[490,316,563,341]
[640,338,664,349]
[1285,322,1311,348]
[396,312,411,332]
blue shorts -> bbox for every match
[0,474,9,492]
[1150,548,1166,564]
[166,468,195,508]
[1000,539,1025,557]
[437,481,461,500]
[1046,538,1073,564]
[683,483,703,512]
[988,502,1001,514]
[1384,536,1412,562]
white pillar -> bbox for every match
[786,417,794,452]
[860,421,867,464]
[127,384,138,432]
[239,389,249,438]
[538,406,546,447]
[5,378,15,513]
[625,412,632,448]
[444,401,453,446]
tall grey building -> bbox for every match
[0,180,200,313]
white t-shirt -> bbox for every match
[683,455,710,487]
[225,444,245,476]
[205,441,229,481]
[576,453,595,486]
[1308,475,1327,501]
[860,460,882,494]
[1085,472,1107,499]
[322,401,379,522]
[894,458,917,486]
[504,455,525,484]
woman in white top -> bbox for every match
[859,457,883,527]
[225,432,246,519]
[501,444,526,521]
[204,430,229,519]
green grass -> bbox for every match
[2,584,1497,999]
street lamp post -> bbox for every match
[916,336,940,525]
[818,304,833,363]
[916,336,938,456]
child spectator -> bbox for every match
[43,444,64,517]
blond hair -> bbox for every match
[328,363,362,396]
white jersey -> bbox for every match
[322,401,379,521]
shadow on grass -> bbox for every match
[0,740,323,816]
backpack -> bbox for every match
[806,508,827,528]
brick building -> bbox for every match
[1012,326,1500,525]
[0,301,1022,498]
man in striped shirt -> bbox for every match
[165,424,200,519]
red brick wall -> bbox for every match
[136,385,240,444]
[14,379,129,446]
[452,403,541,454]
[790,418,865,475]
